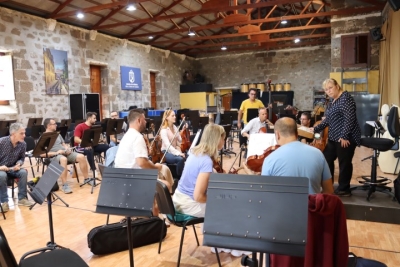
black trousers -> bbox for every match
[323,140,356,191]
[83,144,109,171]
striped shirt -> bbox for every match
[0,136,26,167]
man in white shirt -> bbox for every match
[241,108,273,138]
[114,109,173,200]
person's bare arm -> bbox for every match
[74,136,82,145]
[321,178,334,194]
[193,172,211,203]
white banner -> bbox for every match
[0,55,15,100]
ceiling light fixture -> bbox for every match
[221,45,227,51]
[76,12,84,19]
[148,36,154,39]
[188,27,196,36]
[126,4,136,11]
[281,17,287,24]
[294,38,300,43]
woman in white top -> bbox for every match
[160,110,186,177]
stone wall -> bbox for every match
[0,7,196,123]
[196,47,331,110]
[330,1,383,72]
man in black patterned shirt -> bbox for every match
[0,123,33,212]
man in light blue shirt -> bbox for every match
[261,117,333,194]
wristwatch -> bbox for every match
[314,133,321,140]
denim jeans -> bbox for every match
[0,169,28,203]
[162,151,185,177]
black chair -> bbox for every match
[155,181,205,267]
[0,226,88,267]
[350,106,400,200]
[394,151,400,174]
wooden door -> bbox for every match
[150,72,156,109]
[222,94,232,111]
[90,65,102,120]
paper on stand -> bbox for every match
[247,133,277,159]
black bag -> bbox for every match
[394,175,400,204]
[348,252,388,267]
[87,217,167,255]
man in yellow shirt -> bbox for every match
[237,88,264,129]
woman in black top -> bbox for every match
[313,78,361,196]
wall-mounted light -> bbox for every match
[126,4,136,11]
[221,45,227,51]
[76,12,84,19]
[188,27,196,36]
[294,38,300,43]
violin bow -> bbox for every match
[150,107,172,148]
[159,117,186,163]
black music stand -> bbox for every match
[221,124,235,160]
[31,131,68,209]
[95,167,158,267]
[106,118,124,143]
[247,108,259,122]
[27,161,65,250]
[27,117,43,128]
[31,125,45,140]
[203,174,309,267]
[79,127,103,193]
[59,119,72,128]
[56,126,68,140]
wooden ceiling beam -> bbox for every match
[126,6,382,39]
[174,33,329,50]
[92,6,124,28]
[94,0,305,30]
[47,0,73,18]
[186,39,330,56]
[123,0,184,38]
[152,23,330,45]
[51,0,150,19]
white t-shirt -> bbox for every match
[114,128,148,168]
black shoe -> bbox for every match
[334,189,351,197]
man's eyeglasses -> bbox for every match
[249,93,256,96]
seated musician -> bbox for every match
[173,124,249,256]
[42,118,89,194]
[0,123,33,212]
[74,112,109,179]
[240,107,273,138]
[298,112,314,143]
[109,111,127,147]
[160,110,185,177]
[261,117,334,194]
[114,109,173,216]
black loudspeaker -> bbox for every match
[370,27,383,41]
[69,93,100,122]
[389,0,400,11]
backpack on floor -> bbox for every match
[348,252,388,267]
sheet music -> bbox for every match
[247,133,276,159]
[190,130,202,150]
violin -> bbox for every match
[259,126,267,133]
[144,134,165,164]
[309,120,328,152]
[213,159,225,173]
[180,119,191,153]
[246,145,280,173]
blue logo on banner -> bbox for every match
[121,66,142,90]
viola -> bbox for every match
[246,145,280,173]
[213,159,225,173]
[310,120,328,152]
[180,122,191,153]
